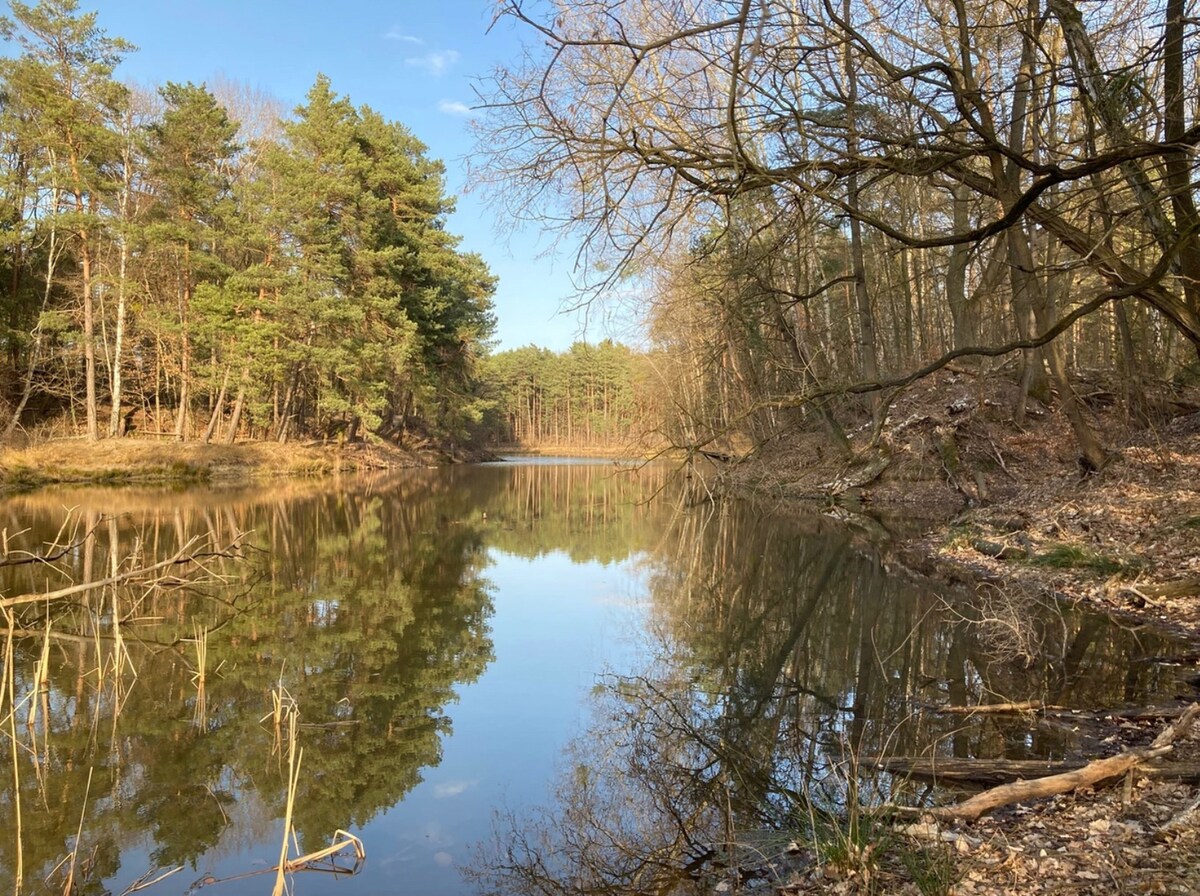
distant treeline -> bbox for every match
[0,1,494,446]
[481,341,664,450]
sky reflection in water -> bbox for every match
[0,461,1189,896]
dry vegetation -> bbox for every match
[0,437,449,492]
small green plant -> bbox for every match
[167,460,207,481]
[5,464,47,489]
[942,524,975,550]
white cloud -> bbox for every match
[433,780,474,798]
[385,27,423,44]
[438,99,472,117]
[405,49,461,76]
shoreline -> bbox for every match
[710,398,1200,892]
[0,437,442,493]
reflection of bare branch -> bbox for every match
[0,521,100,569]
[0,533,250,610]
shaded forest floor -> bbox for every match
[723,366,1200,894]
[0,436,475,492]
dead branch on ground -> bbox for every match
[895,703,1200,822]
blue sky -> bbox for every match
[79,0,624,352]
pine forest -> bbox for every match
[0,2,496,447]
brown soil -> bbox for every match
[724,366,1200,894]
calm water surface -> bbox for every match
[0,459,1191,895]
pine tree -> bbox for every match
[143,81,239,440]
[1,0,131,440]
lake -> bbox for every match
[0,458,1190,895]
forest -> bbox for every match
[477,0,1200,466]
[481,341,664,449]
[0,1,496,448]
[6,0,1200,464]
[4,2,1200,893]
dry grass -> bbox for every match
[0,437,429,492]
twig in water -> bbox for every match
[120,865,184,895]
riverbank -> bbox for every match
[489,444,658,458]
[4,414,1198,895]
[0,437,451,492]
[719,368,1200,894]
[724,368,1200,643]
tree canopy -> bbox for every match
[0,1,495,446]
[478,0,1200,466]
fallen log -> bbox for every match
[866,757,1200,787]
[924,701,1191,722]
[1121,578,1200,600]
[969,538,1030,561]
[895,702,1200,822]
[928,701,1069,715]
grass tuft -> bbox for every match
[898,842,960,896]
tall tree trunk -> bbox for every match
[66,138,99,442]
[945,186,977,351]
[201,367,230,444]
[225,368,250,445]
[108,222,129,437]
[79,228,98,442]
[1163,0,1200,312]
[174,256,191,441]
[842,0,880,415]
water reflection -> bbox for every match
[0,462,1188,896]
[0,461,671,895]
[476,498,1189,896]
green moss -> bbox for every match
[91,468,132,483]
[4,464,52,489]
[1027,543,1139,576]
[166,460,208,481]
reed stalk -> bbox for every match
[272,705,303,896]
[3,607,22,894]
[61,767,94,896]
[262,676,297,759]
[190,624,209,727]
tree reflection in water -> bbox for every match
[0,475,499,891]
[0,461,676,893]
[475,499,1187,896]
[0,465,1186,895]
